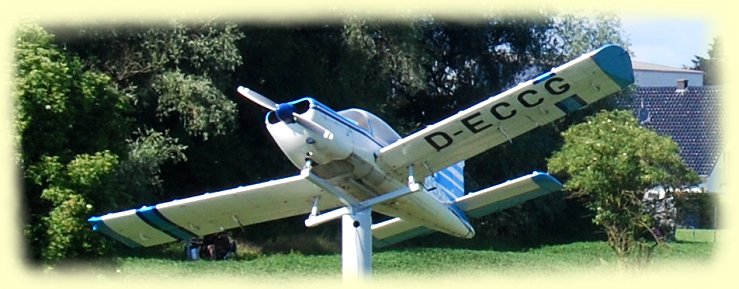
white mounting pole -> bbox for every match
[341,207,372,280]
[301,160,418,280]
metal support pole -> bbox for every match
[342,207,372,280]
[301,160,419,280]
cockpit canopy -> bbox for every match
[338,109,401,146]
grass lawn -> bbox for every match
[675,228,720,243]
[60,233,714,281]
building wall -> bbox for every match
[704,152,725,193]
[634,70,704,87]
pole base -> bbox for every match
[342,208,372,280]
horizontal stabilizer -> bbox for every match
[372,218,433,248]
[372,172,562,247]
[454,171,563,218]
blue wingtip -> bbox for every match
[531,171,564,192]
[591,45,635,88]
[87,216,142,248]
[88,216,102,230]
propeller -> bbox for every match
[237,86,277,111]
[237,86,334,140]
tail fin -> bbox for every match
[425,161,465,204]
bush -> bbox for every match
[675,192,719,229]
[548,110,699,266]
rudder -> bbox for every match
[425,161,465,204]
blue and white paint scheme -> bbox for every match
[89,45,633,276]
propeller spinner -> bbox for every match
[237,86,334,140]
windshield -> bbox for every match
[338,109,401,146]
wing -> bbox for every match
[88,175,342,247]
[372,172,563,247]
[377,45,633,180]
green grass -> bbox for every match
[61,239,714,280]
[675,228,720,243]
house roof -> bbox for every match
[617,86,722,177]
[632,60,704,74]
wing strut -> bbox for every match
[231,215,247,232]
[498,126,513,144]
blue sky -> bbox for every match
[619,16,714,68]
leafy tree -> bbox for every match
[58,21,245,141]
[52,21,246,200]
[688,37,720,85]
[116,128,188,204]
[152,71,238,140]
[14,25,130,167]
[342,15,555,132]
[16,24,192,263]
[14,24,131,261]
[28,152,120,261]
[542,12,630,65]
[548,110,699,266]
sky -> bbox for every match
[619,16,714,69]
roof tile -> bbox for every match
[617,86,722,176]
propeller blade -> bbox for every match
[237,86,277,111]
[294,113,334,140]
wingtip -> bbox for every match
[530,172,564,191]
[88,216,103,231]
[591,45,635,88]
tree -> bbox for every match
[688,37,720,85]
[16,24,191,263]
[53,21,246,199]
[342,15,556,132]
[58,21,244,141]
[14,24,131,261]
[542,12,630,65]
[548,110,699,266]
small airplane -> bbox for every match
[89,45,633,276]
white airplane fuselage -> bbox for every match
[265,98,475,239]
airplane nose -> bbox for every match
[276,103,297,123]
